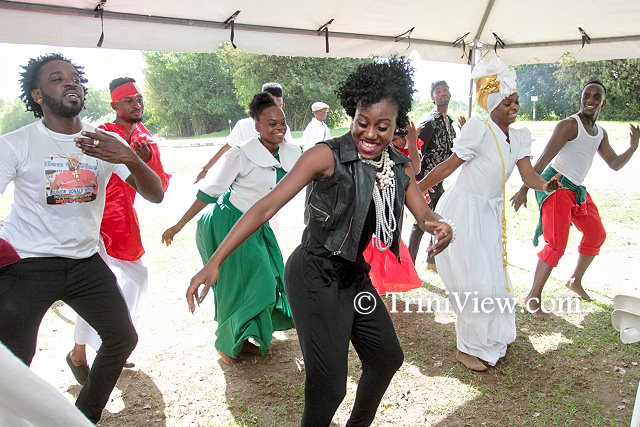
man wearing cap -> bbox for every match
[408,80,464,269]
[66,77,171,380]
[301,101,331,151]
[194,82,293,183]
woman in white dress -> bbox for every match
[418,59,561,371]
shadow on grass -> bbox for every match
[67,369,166,426]
[389,290,638,426]
[221,331,305,427]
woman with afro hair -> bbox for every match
[187,57,454,426]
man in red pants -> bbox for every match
[512,81,639,319]
[67,77,171,378]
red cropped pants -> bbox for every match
[538,189,606,267]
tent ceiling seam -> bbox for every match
[1,1,639,54]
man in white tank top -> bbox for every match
[511,81,639,320]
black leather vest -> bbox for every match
[305,132,410,262]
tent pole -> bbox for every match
[467,45,478,118]
[467,0,495,118]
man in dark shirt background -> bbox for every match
[409,80,464,269]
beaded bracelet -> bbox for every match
[437,218,457,244]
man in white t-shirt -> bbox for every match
[194,82,293,183]
[0,53,164,424]
[302,101,331,151]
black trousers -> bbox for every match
[408,190,443,263]
[0,254,138,423]
[285,245,404,427]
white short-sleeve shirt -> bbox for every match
[301,118,331,151]
[198,137,301,213]
[0,120,130,259]
[451,117,532,200]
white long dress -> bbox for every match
[435,117,532,365]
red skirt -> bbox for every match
[362,237,422,296]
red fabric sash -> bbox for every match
[0,238,20,268]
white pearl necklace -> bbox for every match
[362,149,396,251]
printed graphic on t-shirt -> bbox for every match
[44,154,98,205]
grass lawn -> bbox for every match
[0,119,638,426]
[167,127,351,141]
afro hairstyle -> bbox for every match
[336,56,415,129]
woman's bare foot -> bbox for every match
[565,278,593,301]
[456,350,487,372]
[217,349,246,366]
[524,296,551,320]
[240,340,271,356]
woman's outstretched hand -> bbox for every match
[510,189,528,212]
[423,220,453,257]
[542,172,563,193]
[186,264,219,313]
[161,225,183,246]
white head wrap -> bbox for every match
[471,58,518,112]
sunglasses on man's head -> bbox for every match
[394,128,408,137]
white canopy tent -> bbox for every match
[1,0,639,65]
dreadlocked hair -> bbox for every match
[19,53,88,118]
[336,56,415,129]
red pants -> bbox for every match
[538,189,606,267]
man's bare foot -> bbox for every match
[240,340,271,356]
[427,263,437,271]
[565,278,593,301]
[524,296,551,320]
[217,349,246,366]
[456,350,487,372]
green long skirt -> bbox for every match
[195,191,294,357]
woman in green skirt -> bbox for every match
[162,92,302,365]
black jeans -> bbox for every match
[408,190,443,263]
[0,254,138,423]
[285,244,404,427]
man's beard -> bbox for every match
[42,92,84,118]
[130,116,143,123]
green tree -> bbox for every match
[221,44,371,131]
[554,55,640,121]
[516,55,640,121]
[516,62,574,120]
[142,51,245,137]
[0,98,37,134]
[81,87,114,124]
[410,97,482,125]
